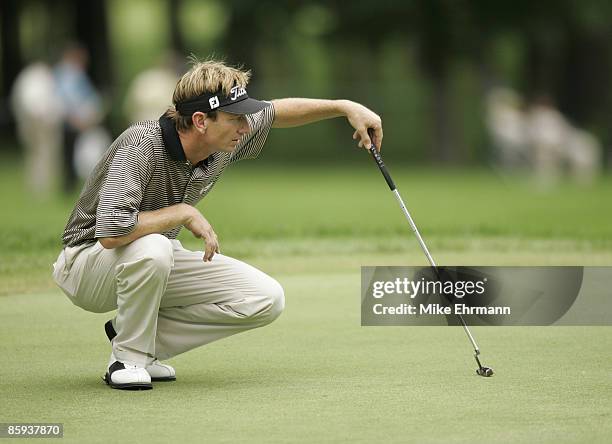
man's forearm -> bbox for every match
[98,203,193,249]
[271,98,352,128]
[271,97,383,151]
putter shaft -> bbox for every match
[368,144,482,360]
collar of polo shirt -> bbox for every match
[159,114,187,162]
[158,113,217,169]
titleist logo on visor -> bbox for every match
[230,86,246,100]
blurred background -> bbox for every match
[1,0,611,296]
[2,0,612,174]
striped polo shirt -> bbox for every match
[61,103,275,247]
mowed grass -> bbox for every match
[3,287,611,443]
[1,155,611,443]
[2,158,612,294]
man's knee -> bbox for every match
[258,278,285,324]
[127,234,174,274]
[224,277,285,324]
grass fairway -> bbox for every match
[3,286,611,443]
[1,158,611,442]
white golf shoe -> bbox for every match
[104,361,152,390]
[105,320,176,382]
[146,360,176,382]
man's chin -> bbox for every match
[227,141,240,151]
[217,144,238,153]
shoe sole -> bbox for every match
[151,376,176,382]
[103,373,153,390]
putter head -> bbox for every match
[476,366,494,377]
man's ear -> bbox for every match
[191,112,208,133]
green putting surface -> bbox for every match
[2,270,611,443]
[1,160,611,442]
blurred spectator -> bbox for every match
[486,88,601,184]
[54,43,104,192]
[526,96,600,184]
[10,61,63,198]
[123,52,181,123]
[486,88,528,169]
[525,95,568,182]
[73,126,112,180]
[564,129,600,183]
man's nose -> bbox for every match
[238,118,250,135]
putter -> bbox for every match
[366,130,494,377]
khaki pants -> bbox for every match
[52,234,284,367]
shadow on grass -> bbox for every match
[26,363,319,395]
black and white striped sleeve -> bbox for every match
[230,101,275,162]
[94,142,154,239]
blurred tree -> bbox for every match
[328,0,468,163]
[72,0,112,90]
[484,0,612,164]
[556,3,612,134]
[168,0,187,54]
[413,0,458,163]
[219,0,260,70]
[219,0,303,71]
[0,0,23,100]
[1,0,610,164]
[0,0,23,129]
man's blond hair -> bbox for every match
[167,57,251,131]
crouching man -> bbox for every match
[53,58,383,390]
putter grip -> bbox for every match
[368,145,396,191]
